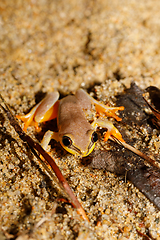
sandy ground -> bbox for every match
[1,0,160,239]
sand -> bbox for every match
[1,0,160,239]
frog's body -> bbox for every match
[17,89,124,157]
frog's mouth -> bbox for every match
[60,131,98,157]
[69,144,82,155]
[69,141,96,158]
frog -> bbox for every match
[16,89,124,157]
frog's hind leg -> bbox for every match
[75,89,92,110]
[34,92,59,123]
[75,89,124,121]
[90,96,124,121]
[93,101,124,121]
[16,101,42,131]
[16,91,59,131]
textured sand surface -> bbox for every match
[1,1,160,239]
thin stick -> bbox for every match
[110,136,160,169]
[0,94,89,222]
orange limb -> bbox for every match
[104,127,125,143]
[95,104,124,121]
[16,109,38,132]
[16,98,59,132]
[92,119,125,143]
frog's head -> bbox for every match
[59,129,98,157]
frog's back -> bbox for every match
[58,95,92,137]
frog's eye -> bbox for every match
[91,131,98,143]
[62,136,72,147]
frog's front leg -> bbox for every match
[92,119,125,143]
[41,130,59,151]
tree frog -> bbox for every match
[16,89,124,157]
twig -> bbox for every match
[0,94,89,222]
[110,136,160,169]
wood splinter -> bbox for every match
[0,93,89,222]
